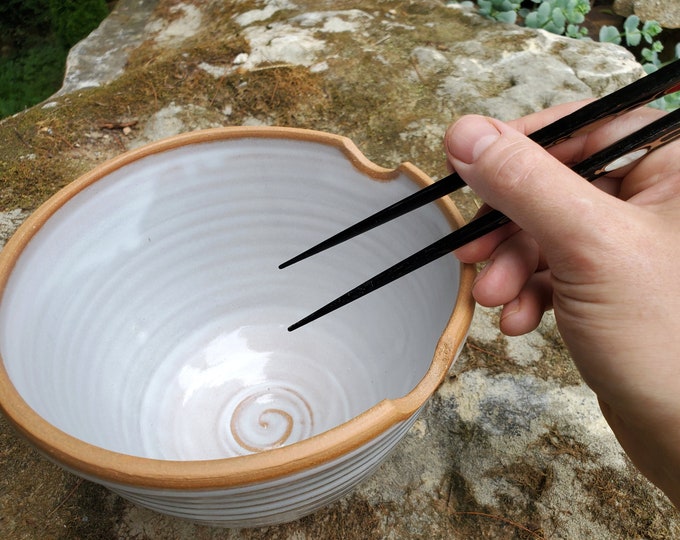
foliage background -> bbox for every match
[0,0,110,118]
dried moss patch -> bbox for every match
[579,463,680,539]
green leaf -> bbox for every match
[524,11,539,28]
[599,25,621,44]
[574,0,591,15]
[566,24,587,39]
[552,7,566,28]
[641,20,663,40]
[568,12,585,24]
[625,29,642,47]
[623,15,640,33]
[495,10,517,24]
[641,47,659,65]
[544,21,564,34]
[643,63,658,75]
[537,1,551,21]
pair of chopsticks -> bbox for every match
[283,60,680,331]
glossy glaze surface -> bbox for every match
[0,128,475,525]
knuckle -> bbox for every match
[482,139,543,197]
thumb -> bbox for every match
[445,115,611,250]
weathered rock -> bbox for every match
[614,0,680,28]
[0,209,28,250]
[634,0,680,29]
[613,0,634,16]
[57,0,159,96]
[1,0,678,538]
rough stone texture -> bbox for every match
[613,0,634,16]
[634,0,680,29]
[0,209,28,250]
[57,0,159,96]
[1,0,678,538]
[613,0,680,28]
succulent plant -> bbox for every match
[522,0,589,38]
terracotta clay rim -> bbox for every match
[0,126,476,489]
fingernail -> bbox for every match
[447,117,501,165]
[500,297,521,321]
[473,260,493,286]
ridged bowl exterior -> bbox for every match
[102,414,418,528]
[0,127,475,526]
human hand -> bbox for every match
[445,103,680,506]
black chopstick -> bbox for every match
[287,104,680,331]
[279,60,680,270]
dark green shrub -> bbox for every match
[0,44,68,117]
[0,0,109,118]
[0,0,52,52]
[48,0,109,49]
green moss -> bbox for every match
[0,108,80,210]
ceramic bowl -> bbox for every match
[0,127,474,527]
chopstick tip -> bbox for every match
[279,254,304,270]
[287,320,305,332]
[288,307,329,331]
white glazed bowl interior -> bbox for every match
[0,127,474,525]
